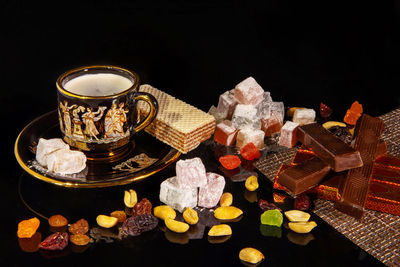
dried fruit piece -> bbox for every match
[208,224,232,236]
[69,219,89,235]
[17,217,40,238]
[39,232,68,251]
[70,234,90,246]
[131,198,152,217]
[288,221,317,233]
[322,121,346,130]
[219,155,241,170]
[284,210,311,222]
[110,210,127,223]
[245,175,259,191]
[154,205,176,221]
[344,101,363,125]
[319,102,333,118]
[96,215,118,228]
[260,209,283,227]
[294,194,311,211]
[48,215,68,228]
[239,247,264,264]
[165,219,189,233]
[124,189,138,208]
[239,142,261,160]
[219,192,233,207]
[214,206,243,220]
[122,214,158,237]
[258,199,281,212]
[182,207,199,225]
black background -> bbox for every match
[1,1,399,266]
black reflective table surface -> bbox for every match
[2,1,399,266]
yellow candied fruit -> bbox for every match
[214,206,243,220]
[17,217,40,238]
[219,192,233,207]
[284,210,311,222]
[153,205,176,221]
[165,218,189,233]
[245,176,259,191]
[96,215,118,228]
[208,224,232,236]
[124,189,137,208]
[288,221,317,233]
[182,207,198,225]
[322,121,347,130]
[239,247,265,264]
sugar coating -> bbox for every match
[231,104,261,130]
[293,108,316,125]
[236,127,265,149]
[46,148,87,175]
[198,172,226,208]
[159,176,198,212]
[270,102,285,122]
[279,121,299,148]
[176,157,207,188]
[217,89,238,120]
[36,138,70,167]
[214,120,238,146]
[255,92,273,119]
[208,106,225,124]
[234,77,264,105]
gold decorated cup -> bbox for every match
[56,65,158,161]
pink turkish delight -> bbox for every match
[214,120,239,146]
[176,157,207,188]
[236,127,265,149]
[234,77,264,105]
[217,89,238,120]
[278,121,299,148]
[198,172,226,208]
[261,102,284,136]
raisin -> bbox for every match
[70,234,90,246]
[17,217,40,238]
[294,194,311,211]
[319,102,332,118]
[131,198,152,217]
[48,215,68,228]
[328,126,353,145]
[219,155,241,170]
[258,199,282,212]
[69,219,89,235]
[122,214,158,237]
[39,232,69,251]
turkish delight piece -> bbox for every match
[255,92,273,119]
[36,138,70,167]
[176,157,207,188]
[159,176,198,212]
[198,172,226,208]
[217,89,238,120]
[46,148,87,175]
[236,128,265,149]
[270,102,285,122]
[292,108,316,125]
[234,77,264,105]
[214,120,239,146]
[279,121,299,148]
[231,104,261,130]
[261,102,285,136]
[208,106,225,124]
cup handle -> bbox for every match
[132,92,158,134]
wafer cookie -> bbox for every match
[138,84,216,153]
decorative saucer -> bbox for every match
[14,110,181,188]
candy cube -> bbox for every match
[176,157,207,188]
[159,176,198,212]
[234,77,264,105]
[208,105,225,124]
[292,108,315,125]
[236,128,265,149]
[279,121,299,148]
[36,138,70,167]
[198,172,226,208]
[231,104,261,130]
[256,92,273,119]
[217,89,238,120]
[214,120,239,146]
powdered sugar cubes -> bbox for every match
[176,157,207,188]
[198,172,226,208]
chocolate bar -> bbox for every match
[277,156,331,196]
[334,115,385,219]
[297,123,363,172]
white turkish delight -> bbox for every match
[159,176,198,212]
[255,92,273,119]
[198,172,226,208]
[176,157,207,188]
[36,138,70,167]
[278,121,299,148]
[46,148,87,175]
[234,77,264,105]
[231,104,261,130]
[293,108,315,125]
[236,127,265,149]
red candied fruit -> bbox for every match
[294,194,311,211]
[319,102,333,118]
[240,142,261,160]
[219,155,241,170]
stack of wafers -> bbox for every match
[138,84,216,153]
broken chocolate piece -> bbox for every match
[297,123,363,172]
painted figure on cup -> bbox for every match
[72,106,86,139]
[82,106,107,140]
[104,102,129,138]
[59,100,77,136]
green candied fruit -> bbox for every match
[260,209,283,227]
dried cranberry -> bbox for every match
[319,102,333,118]
[258,199,282,212]
[294,194,311,211]
[122,214,158,237]
[39,232,69,251]
[131,198,152,217]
